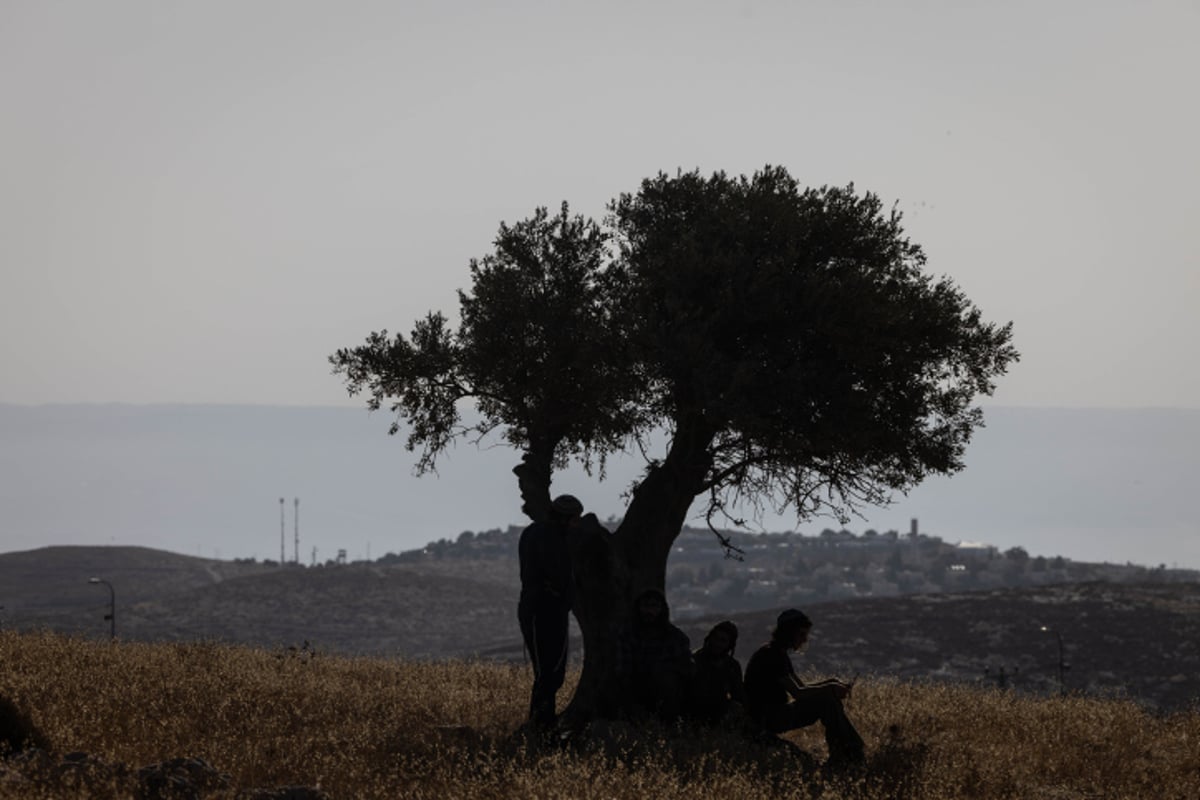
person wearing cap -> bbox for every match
[518,493,584,728]
[743,608,865,767]
[688,620,747,724]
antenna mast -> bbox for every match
[279,497,285,565]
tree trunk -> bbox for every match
[512,443,554,522]
[561,514,627,721]
[562,418,714,724]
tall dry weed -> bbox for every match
[0,631,1196,799]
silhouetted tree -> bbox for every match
[331,166,1018,721]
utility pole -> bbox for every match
[984,665,1019,689]
[293,497,300,564]
[279,497,285,565]
[1040,625,1069,695]
[88,578,116,640]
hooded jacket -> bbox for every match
[615,588,693,679]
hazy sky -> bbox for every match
[3,1,1198,410]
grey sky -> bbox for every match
[2,3,1199,570]
[2,1,1197,409]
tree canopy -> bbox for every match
[331,166,1017,531]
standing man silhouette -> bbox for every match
[518,494,583,728]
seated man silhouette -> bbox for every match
[615,588,693,721]
[743,608,865,767]
[688,620,747,725]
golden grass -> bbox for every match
[1,631,1196,799]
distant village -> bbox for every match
[371,519,1200,619]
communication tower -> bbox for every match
[279,497,285,564]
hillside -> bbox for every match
[407,523,1200,616]
[3,633,1197,799]
[2,545,1198,712]
[0,546,272,631]
[0,547,517,658]
[131,563,517,657]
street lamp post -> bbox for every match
[88,577,115,640]
[1040,625,1068,695]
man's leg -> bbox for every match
[518,603,543,723]
[807,688,865,763]
[768,688,865,762]
[527,606,569,726]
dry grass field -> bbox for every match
[1,631,1197,799]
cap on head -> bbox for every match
[550,494,584,518]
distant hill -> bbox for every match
[0,546,517,658]
[0,545,272,630]
[3,403,1199,569]
[2,544,1198,712]
[390,523,1199,618]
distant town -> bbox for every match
[244,519,1200,620]
[6,533,1198,711]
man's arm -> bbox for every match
[780,672,806,702]
[780,674,852,702]
[809,677,853,698]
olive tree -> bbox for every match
[331,167,1018,720]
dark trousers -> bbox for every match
[518,599,569,726]
[759,687,865,762]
